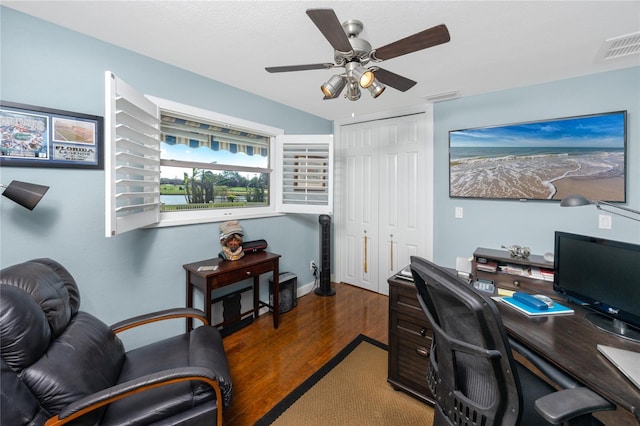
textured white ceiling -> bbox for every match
[4,1,640,121]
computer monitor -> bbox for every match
[553,231,640,342]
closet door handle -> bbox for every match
[363,231,368,274]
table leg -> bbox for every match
[204,281,212,329]
[253,275,259,319]
[273,260,279,329]
[186,272,193,332]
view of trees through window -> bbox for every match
[160,169,269,211]
[159,111,271,212]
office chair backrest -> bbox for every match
[410,256,523,426]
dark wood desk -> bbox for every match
[498,299,640,425]
[183,251,281,331]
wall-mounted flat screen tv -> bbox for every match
[449,111,627,201]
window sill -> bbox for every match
[143,211,285,228]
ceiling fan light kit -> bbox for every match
[367,79,386,99]
[346,62,375,89]
[346,81,362,101]
[321,62,380,100]
[266,8,450,102]
[321,74,347,98]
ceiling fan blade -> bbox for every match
[306,8,353,53]
[373,24,450,61]
[265,63,335,73]
[374,68,417,92]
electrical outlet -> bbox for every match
[310,260,317,271]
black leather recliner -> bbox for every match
[0,258,233,425]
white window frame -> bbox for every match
[149,95,284,228]
[105,72,332,236]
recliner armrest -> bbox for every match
[110,307,208,333]
[46,366,224,426]
[535,387,614,424]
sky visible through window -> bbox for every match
[161,141,269,181]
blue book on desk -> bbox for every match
[500,296,574,316]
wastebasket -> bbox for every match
[269,272,297,313]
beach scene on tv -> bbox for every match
[449,112,626,202]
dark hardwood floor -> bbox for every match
[221,282,389,426]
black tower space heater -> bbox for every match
[315,214,335,296]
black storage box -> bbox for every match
[269,272,297,313]
[242,239,268,253]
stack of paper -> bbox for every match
[477,261,498,273]
[540,268,554,282]
[501,264,525,276]
[396,266,414,281]
[525,267,554,282]
[529,266,544,280]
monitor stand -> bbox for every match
[586,312,640,343]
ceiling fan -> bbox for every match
[265,8,450,101]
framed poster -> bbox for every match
[449,111,626,202]
[0,101,104,169]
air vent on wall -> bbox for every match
[424,90,459,103]
[598,31,640,61]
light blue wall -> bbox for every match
[0,7,332,346]
[2,7,639,346]
[433,67,640,267]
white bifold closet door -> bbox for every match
[338,110,433,295]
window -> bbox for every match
[159,110,272,212]
[105,72,332,237]
[150,96,283,228]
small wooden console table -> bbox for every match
[183,251,281,331]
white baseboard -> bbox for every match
[297,280,316,297]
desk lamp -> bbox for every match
[1,180,49,210]
[560,194,640,222]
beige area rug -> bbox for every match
[255,335,434,425]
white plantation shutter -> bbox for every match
[105,73,333,232]
[276,135,333,215]
[105,72,161,236]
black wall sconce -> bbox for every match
[1,180,49,210]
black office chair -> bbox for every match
[409,256,613,426]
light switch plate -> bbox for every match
[599,214,612,229]
[455,207,464,219]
